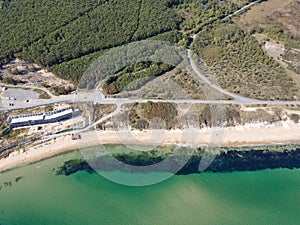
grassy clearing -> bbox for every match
[234,0,299,46]
[129,102,178,130]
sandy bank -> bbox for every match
[1,121,300,172]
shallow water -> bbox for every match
[0,150,300,225]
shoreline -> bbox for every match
[0,122,300,173]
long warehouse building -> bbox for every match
[7,107,78,128]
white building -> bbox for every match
[7,107,77,128]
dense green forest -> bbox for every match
[0,0,181,83]
[0,0,254,84]
[0,0,105,64]
[175,0,254,34]
[191,23,298,100]
[18,0,180,66]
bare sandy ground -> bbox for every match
[1,121,300,172]
[234,0,296,32]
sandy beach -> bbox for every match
[1,121,300,172]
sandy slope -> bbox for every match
[1,121,300,172]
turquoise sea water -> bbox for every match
[0,150,300,225]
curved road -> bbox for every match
[1,1,300,116]
[223,1,259,20]
[2,0,299,153]
[187,49,258,103]
[187,0,265,104]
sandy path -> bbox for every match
[1,122,300,172]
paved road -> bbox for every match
[223,0,259,20]
[1,0,297,152]
[2,91,300,111]
[75,103,122,134]
[187,49,257,103]
[0,82,55,98]
[1,0,299,114]
[187,0,263,103]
